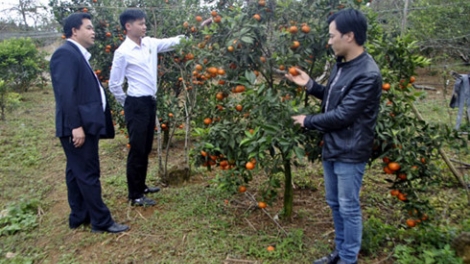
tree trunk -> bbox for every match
[282,155,293,219]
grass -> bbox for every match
[0,85,469,263]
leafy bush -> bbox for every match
[393,225,463,263]
[0,37,48,92]
[362,216,395,255]
[0,78,22,121]
[0,199,39,236]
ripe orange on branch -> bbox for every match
[203,118,212,125]
[195,15,203,22]
[258,201,267,209]
[289,26,298,34]
[246,161,255,170]
[406,219,417,228]
[388,162,401,172]
[301,24,311,33]
[291,40,300,49]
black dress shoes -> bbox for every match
[130,196,156,206]
[92,223,129,233]
[313,250,340,264]
[144,186,161,194]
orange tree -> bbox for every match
[183,2,461,221]
[365,10,467,227]
[176,0,357,218]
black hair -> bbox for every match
[327,9,367,45]
[63,13,92,38]
[119,8,147,29]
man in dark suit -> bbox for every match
[50,12,129,233]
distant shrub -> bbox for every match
[0,37,48,92]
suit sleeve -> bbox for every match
[304,73,381,132]
[50,49,81,129]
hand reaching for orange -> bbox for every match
[284,67,310,86]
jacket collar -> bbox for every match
[336,51,368,68]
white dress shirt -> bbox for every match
[109,35,184,106]
[67,39,106,111]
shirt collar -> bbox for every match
[123,36,147,50]
[67,39,92,61]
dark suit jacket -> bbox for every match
[50,41,114,139]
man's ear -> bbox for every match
[345,32,355,43]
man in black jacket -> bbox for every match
[286,9,382,264]
[50,13,129,233]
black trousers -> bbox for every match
[60,135,114,229]
[124,96,156,200]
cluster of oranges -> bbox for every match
[190,63,226,86]
[383,156,430,228]
[382,76,416,91]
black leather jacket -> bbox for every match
[304,52,382,163]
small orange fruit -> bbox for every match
[203,118,212,125]
[238,185,247,193]
[382,83,391,91]
[258,201,267,209]
[200,150,208,157]
[235,104,243,112]
[267,245,275,251]
[398,173,407,180]
[397,193,407,201]
[213,15,222,23]
[390,189,399,196]
[211,10,218,17]
[410,76,416,83]
[301,25,310,33]
[289,26,298,34]
[406,219,417,228]
[246,161,255,170]
[183,21,189,28]
[235,85,246,93]
[253,14,261,21]
[288,67,299,76]
[216,92,224,101]
[195,15,203,22]
[383,166,393,174]
[168,113,174,118]
[227,46,234,52]
[388,162,401,172]
[291,40,300,49]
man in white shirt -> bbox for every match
[109,8,184,206]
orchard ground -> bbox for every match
[0,68,469,263]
